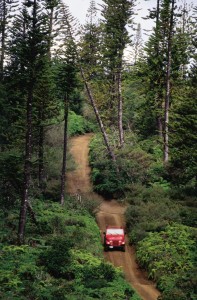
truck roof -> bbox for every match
[106,228,124,235]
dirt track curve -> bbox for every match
[66,134,160,300]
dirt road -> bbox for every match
[66,134,160,300]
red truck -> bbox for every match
[103,226,125,252]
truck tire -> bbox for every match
[121,246,125,252]
[104,245,108,252]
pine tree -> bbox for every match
[101,0,135,147]
[0,0,19,79]
[34,59,59,190]
[78,0,118,164]
[79,0,102,80]
[133,23,143,65]
[163,0,175,163]
[169,4,197,186]
[51,1,79,204]
[8,0,50,244]
[143,0,192,163]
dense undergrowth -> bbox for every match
[0,112,140,300]
[1,110,196,299]
[0,197,140,300]
[89,132,197,300]
[0,116,141,300]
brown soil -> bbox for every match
[66,134,160,300]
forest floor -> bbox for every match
[66,134,160,300]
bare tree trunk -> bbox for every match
[18,87,33,244]
[117,68,124,147]
[48,6,54,58]
[62,8,117,165]
[158,115,163,138]
[37,96,45,190]
[155,0,163,138]
[155,91,163,138]
[80,68,117,163]
[27,201,38,225]
[60,95,69,205]
[0,0,6,79]
[18,0,37,244]
[164,0,175,163]
[38,110,44,190]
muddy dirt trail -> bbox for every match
[66,134,160,300]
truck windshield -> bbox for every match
[106,229,124,235]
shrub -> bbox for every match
[125,188,181,243]
[0,245,41,298]
[137,224,197,299]
[89,133,154,198]
[0,151,23,209]
[68,111,96,136]
[39,237,73,279]
[125,184,169,205]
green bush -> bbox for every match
[125,184,169,205]
[0,151,23,209]
[125,186,181,243]
[71,250,140,300]
[89,133,155,198]
[0,196,142,300]
[68,111,96,136]
[137,224,197,299]
[39,237,73,278]
[0,245,41,299]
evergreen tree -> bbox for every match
[53,1,79,204]
[101,0,135,147]
[7,0,50,244]
[0,0,19,79]
[143,0,192,163]
[169,4,197,186]
[163,0,175,163]
[79,0,102,80]
[78,0,118,164]
[133,23,143,65]
[170,85,197,186]
[34,58,59,190]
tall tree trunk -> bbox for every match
[62,7,117,165]
[164,0,175,163]
[18,87,33,244]
[80,67,117,163]
[155,0,163,137]
[156,91,163,138]
[38,101,44,190]
[18,0,37,244]
[158,115,163,138]
[48,6,54,58]
[60,95,69,205]
[0,0,6,79]
[117,67,124,147]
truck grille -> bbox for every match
[113,241,119,246]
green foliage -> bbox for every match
[169,85,197,186]
[125,186,181,243]
[39,237,73,278]
[0,151,23,209]
[71,249,139,299]
[89,133,169,197]
[68,111,97,136]
[137,224,197,299]
[89,133,122,197]
[0,245,41,299]
[123,72,156,137]
[0,198,140,299]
